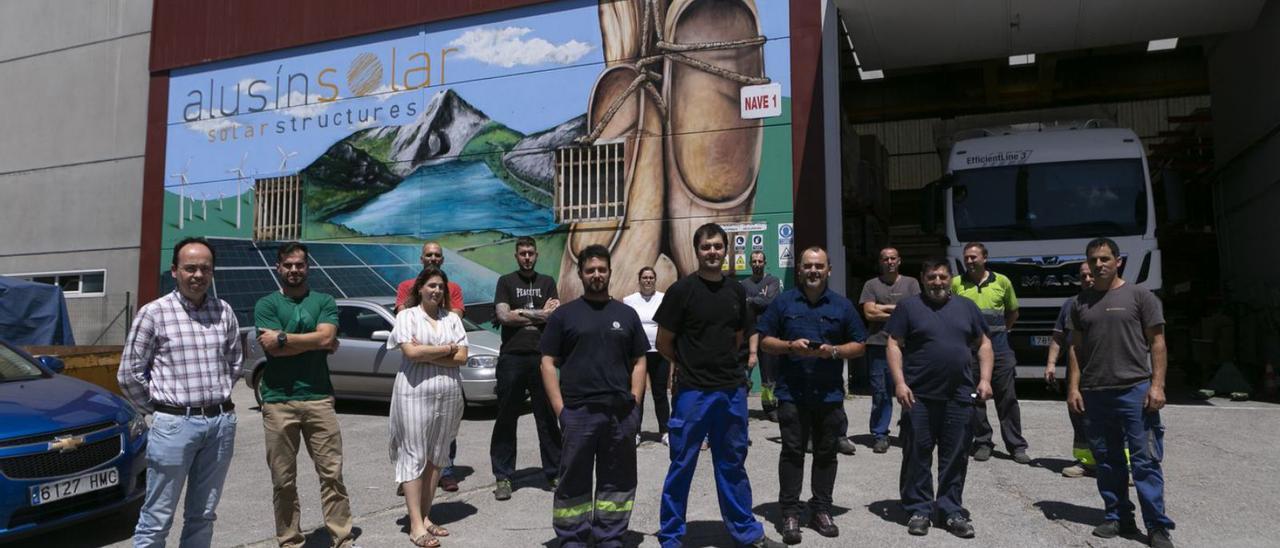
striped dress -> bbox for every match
[386,305,468,483]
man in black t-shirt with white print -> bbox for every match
[541,244,649,547]
[490,236,563,501]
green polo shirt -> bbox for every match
[254,290,339,403]
[952,270,1018,352]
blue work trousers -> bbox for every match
[659,386,764,547]
[553,402,640,548]
[1082,381,1175,531]
[899,397,972,521]
[867,346,894,439]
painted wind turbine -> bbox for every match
[168,158,191,229]
[277,146,298,172]
[227,152,249,228]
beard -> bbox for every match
[586,278,609,294]
[924,287,950,303]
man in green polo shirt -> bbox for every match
[255,242,356,548]
[951,242,1030,464]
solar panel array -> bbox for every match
[166,238,458,325]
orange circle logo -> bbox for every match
[347,52,383,97]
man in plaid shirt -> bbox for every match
[118,236,243,548]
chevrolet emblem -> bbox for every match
[49,435,86,453]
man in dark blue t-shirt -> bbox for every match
[541,244,649,547]
[758,246,866,544]
[885,258,993,539]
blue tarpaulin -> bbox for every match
[0,276,76,345]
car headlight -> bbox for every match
[127,408,148,440]
[465,355,497,369]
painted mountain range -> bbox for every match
[302,89,585,225]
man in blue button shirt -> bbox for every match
[886,258,994,539]
[758,246,867,545]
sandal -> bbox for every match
[425,523,450,537]
[410,532,440,548]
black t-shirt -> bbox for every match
[653,273,749,390]
[884,295,990,401]
[540,298,649,408]
[494,270,558,354]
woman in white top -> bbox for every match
[621,266,671,445]
[387,267,468,547]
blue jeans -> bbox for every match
[867,346,894,439]
[1082,381,1175,531]
[134,411,237,548]
[659,386,763,547]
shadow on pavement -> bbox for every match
[1032,500,1105,527]
[866,499,908,525]
[848,433,902,449]
[540,529,646,547]
[1029,456,1075,475]
[751,502,853,532]
[393,501,478,534]
[9,502,139,547]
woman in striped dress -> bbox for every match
[386,266,468,547]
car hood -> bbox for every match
[0,375,131,441]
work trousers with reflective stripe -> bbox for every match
[554,401,640,548]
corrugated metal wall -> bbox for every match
[855,95,1211,191]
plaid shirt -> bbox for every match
[118,290,243,413]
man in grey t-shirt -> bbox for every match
[741,251,781,420]
[857,247,920,453]
[1066,237,1176,548]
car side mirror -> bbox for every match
[371,330,391,342]
[38,356,66,374]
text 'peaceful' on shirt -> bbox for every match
[757,287,867,404]
[652,274,748,390]
[493,271,557,354]
[540,298,649,408]
[884,295,990,401]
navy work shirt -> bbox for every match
[757,287,867,404]
[883,294,990,402]
[540,298,649,409]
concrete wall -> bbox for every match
[0,0,151,344]
[1208,0,1280,365]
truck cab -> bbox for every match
[941,124,1161,379]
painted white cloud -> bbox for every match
[448,27,592,68]
[184,108,240,134]
[272,90,332,117]
[237,78,271,92]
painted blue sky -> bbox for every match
[165,0,794,197]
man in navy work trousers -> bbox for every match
[1067,237,1177,548]
[885,258,993,539]
[540,244,649,547]
[758,246,867,545]
[655,223,784,548]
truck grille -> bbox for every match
[0,436,121,479]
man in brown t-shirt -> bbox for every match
[1067,237,1176,548]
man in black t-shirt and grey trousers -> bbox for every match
[490,236,563,501]
[1067,237,1176,548]
[654,223,784,548]
[541,244,649,547]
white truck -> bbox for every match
[928,122,1162,379]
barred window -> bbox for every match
[554,139,626,223]
[253,175,302,241]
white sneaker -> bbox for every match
[636,434,642,447]
[661,433,669,446]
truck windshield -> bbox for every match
[951,159,1147,241]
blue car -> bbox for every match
[0,341,148,542]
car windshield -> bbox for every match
[381,304,484,332]
[951,159,1147,242]
[0,345,45,382]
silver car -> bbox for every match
[242,296,499,405]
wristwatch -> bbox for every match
[830,347,840,360]
[276,332,288,349]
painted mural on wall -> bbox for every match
[160,0,794,310]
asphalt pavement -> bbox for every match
[23,382,1280,548]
